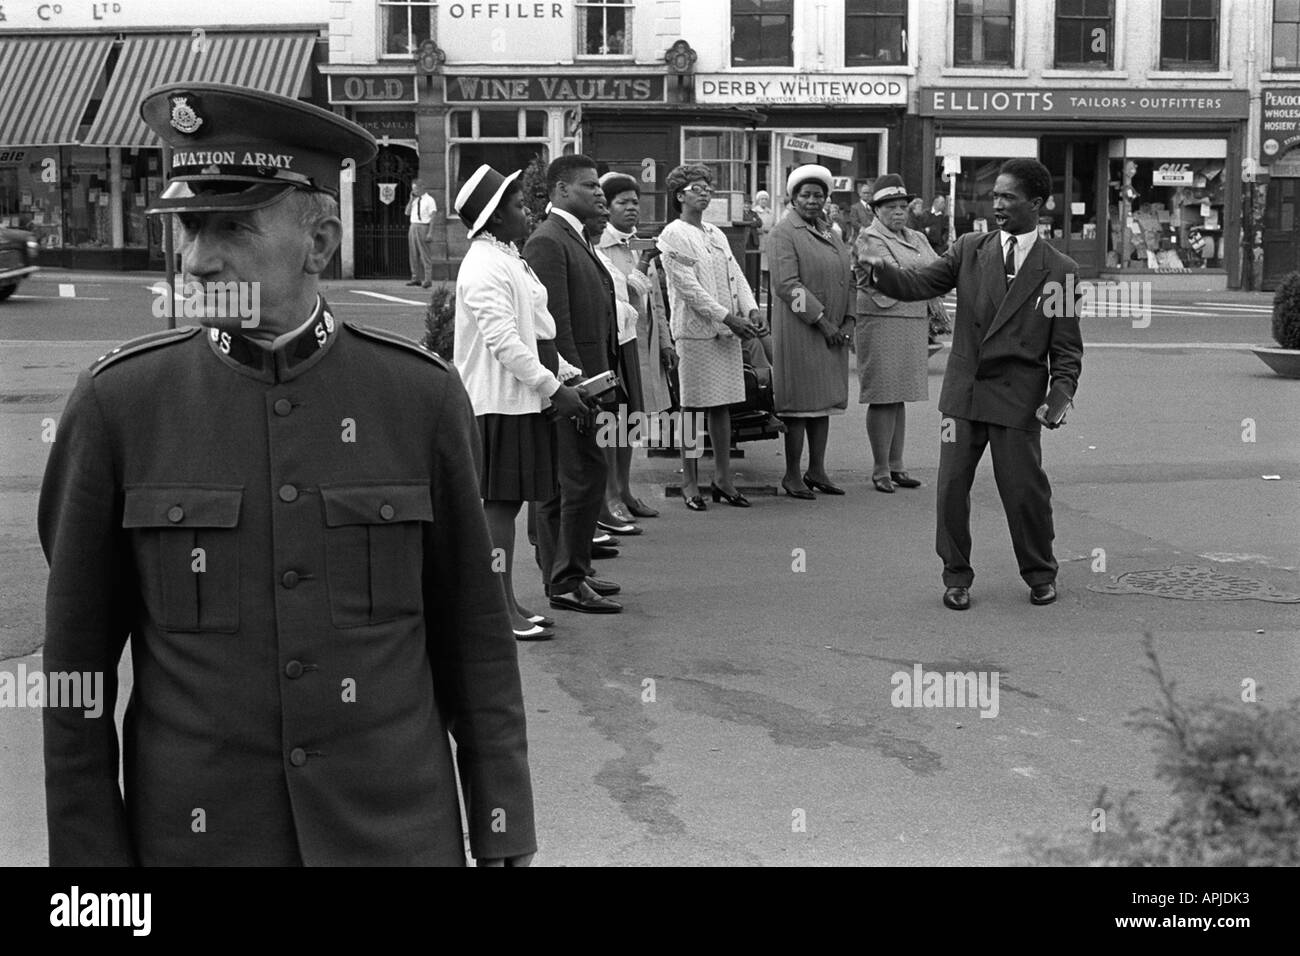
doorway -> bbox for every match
[355,144,419,279]
[1039,137,1105,277]
[1262,177,1299,291]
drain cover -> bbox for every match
[1089,565,1300,603]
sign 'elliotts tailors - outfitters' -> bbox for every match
[921,88,1249,120]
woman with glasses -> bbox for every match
[656,164,761,511]
[767,164,853,499]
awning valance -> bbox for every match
[82,32,317,148]
[0,37,114,146]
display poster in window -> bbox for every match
[703,197,731,227]
[1152,163,1194,186]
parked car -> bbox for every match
[0,225,40,302]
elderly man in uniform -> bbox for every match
[38,83,536,866]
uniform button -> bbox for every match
[284,660,304,679]
[281,570,300,589]
[278,484,298,503]
[379,503,395,520]
[274,398,293,417]
[166,505,184,523]
[289,747,308,767]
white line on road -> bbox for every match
[349,290,427,305]
[7,293,111,302]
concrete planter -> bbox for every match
[1251,347,1300,379]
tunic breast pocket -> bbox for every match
[319,481,433,628]
[122,485,243,633]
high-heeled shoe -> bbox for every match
[872,475,895,494]
[710,482,751,507]
[683,494,707,511]
[781,481,815,500]
[803,474,845,495]
[890,471,922,488]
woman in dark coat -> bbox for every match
[768,164,854,498]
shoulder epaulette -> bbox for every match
[90,326,202,376]
[345,321,451,370]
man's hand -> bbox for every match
[1035,403,1064,429]
[660,346,678,373]
[478,853,535,867]
[816,313,847,349]
[550,383,590,422]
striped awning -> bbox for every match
[82,32,317,148]
[0,38,114,145]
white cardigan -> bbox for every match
[453,236,580,417]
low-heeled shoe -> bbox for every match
[943,586,971,610]
[1030,583,1057,605]
[890,471,922,488]
[550,582,623,614]
[585,576,621,596]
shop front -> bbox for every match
[919,88,1249,290]
[1260,88,1300,291]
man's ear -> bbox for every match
[304,216,343,276]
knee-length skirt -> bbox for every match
[855,312,929,404]
[675,335,745,409]
[477,413,558,503]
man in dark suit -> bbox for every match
[859,158,1083,610]
[38,83,535,865]
[846,180,876,246]
[524,156,623,614]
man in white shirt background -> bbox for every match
[406,179,438,288]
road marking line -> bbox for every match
[58,284,75,297]
[1083,342,1257,350]
[350,290,426,305]
[7,293,111,302]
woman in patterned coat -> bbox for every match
[656,164,761,511]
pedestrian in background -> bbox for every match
[767,164,852,500]
[853,174,944,495]
[753,189,774,303]
[657,164,760,511]
[922,194,951,257]
[847,180,876,246]
[406,179,438,288]
[453,164,592,641]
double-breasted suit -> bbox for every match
[872,231,1083,587]
[38,301,536,865]
[523,212,618,595]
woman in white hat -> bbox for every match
[768,164,854,499]
[852,173,946,493]
[453,164,591,639]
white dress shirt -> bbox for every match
[407,193,437,225]
[1001,226,1039,273]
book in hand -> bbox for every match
[577,370,620,399]
[1041,390,1072,428]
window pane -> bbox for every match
[759,15,792,62]
[604,7,627,53]
[1279,0,1300,22]
[452,144,548,195]
[984,18,1012,62]
[524,110,547,137]
[410,3,433,43]
[1057,20,1081,62]
[954,16,974,61]
[956,0,980,15]
[732,16,761,62]
[984,0,1013,16]
[451,110,473,138]
[1187,24,1214,61]
[1161,21,1184,61]
[382,6,411,54]
[479,110,519,138]
[1188,0,1214,18]
[1274,23,1299,68]
[1084,0,1110,16]
[583,6,605,54]
[1059,0,1083,14]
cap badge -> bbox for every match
[169,96,204,135]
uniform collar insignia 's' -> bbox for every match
[207,296,338,380]
[169,95,203,135]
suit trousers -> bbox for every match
[536,415,607,595]
[936,416,1057,588]
[408,223,435,282]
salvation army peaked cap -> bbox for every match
[141,82,378,214]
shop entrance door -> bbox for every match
[1039,137,1105,278]
[1262,177,1299,291]
[355,144,419,279]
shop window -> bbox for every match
[62,148,112,250]
[953,0,1015,68]
[577,1,633,56]
[1108,155,1225,270]
[121,151,164,250]
[845,0,906,65]
[447,108,574,206]
[381,0,436,57]
[943,156,1004,237]
[1273,0,1300,70]
[683,129,748,224]
[1055,0,1113,68]
[1159,0,1218,70]
[731,0,794,67]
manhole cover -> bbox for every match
[0,393,62,404]
[1089,565,1300,603]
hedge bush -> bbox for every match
[421,283,456,359]
[1273,271,1300,349]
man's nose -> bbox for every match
[180,231,223,280]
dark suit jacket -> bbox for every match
[38,302,536,865]
[872,231,1083,431]
[523,212,618,381]
[847,200,874,246]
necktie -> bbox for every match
[1004,235,1017,287]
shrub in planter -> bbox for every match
[1020,634,1300,866]
[421,283,456,358]
[1273,271,1300,350]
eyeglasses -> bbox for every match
[683,183,714,197]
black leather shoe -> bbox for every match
[943,586,971,610]
[592,532,618,546]
[513,624,555,641]
[710,482,751,507]
[598,518,641,535]
[782,481,815,500]
[803,474,845,495]
[873,476,895,494]
[591,544,620,559]
[526,614,556,628]
[624,498,659,518]
[890,471,922,488]
[683,494,707,511]
[404,280,421,286]
[1030,583,1057,605]
[585,576,621,596]
[550,582,623,614]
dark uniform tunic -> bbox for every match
[39,298,536,865]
